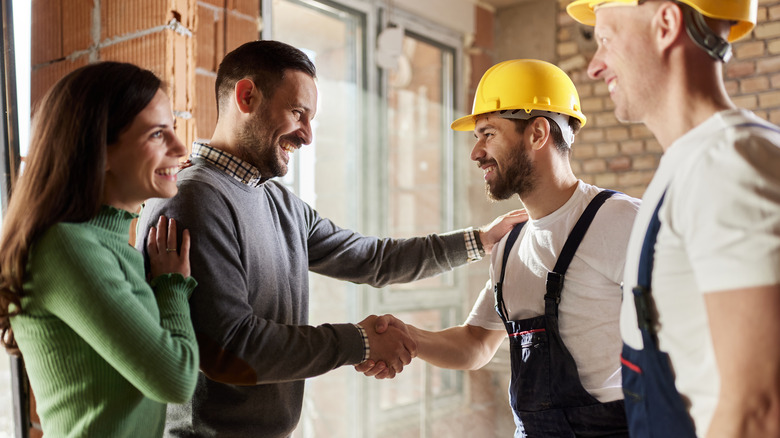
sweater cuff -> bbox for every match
[150,273,198,299]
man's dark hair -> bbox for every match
[215,40,317,116]
[511,116,582,155]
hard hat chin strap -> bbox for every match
[497,109,575,146]
[678,1,732,62]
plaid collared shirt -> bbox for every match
[191,142,265,187]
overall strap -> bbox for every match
[545,190,617,315]
[632,189,668,336]
[494,222,527,322]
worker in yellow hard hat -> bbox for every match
[358,58,641,437]
[567,1,780,437]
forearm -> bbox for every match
[410,324,504,370]
[307,219,471,287]
[705,284,780,438]
[196,314,365,385]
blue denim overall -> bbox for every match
[620,191,697,437]
[495,190,628,438]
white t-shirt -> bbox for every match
[467,180,640,403]
[621,109,780,436]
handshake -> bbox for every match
[355,314,416,379]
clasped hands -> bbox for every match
[356,314,413,379]
[354,209,528,380]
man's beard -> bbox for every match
[235,107,287,178]
[484,146,536,201]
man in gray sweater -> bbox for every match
[136,40,523,437]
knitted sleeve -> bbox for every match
[30,225,199,404]
[304,205,471,287]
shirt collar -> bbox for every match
[191,142,265,187]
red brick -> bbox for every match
[473,5,494,50]
[596,141,619,157]
[594,173,617,187]
[31,0,62,65]
[573,80,594,98]
[759,90,780,108]
[769,109,780,125]
[170,33,191,111]
[606,127,629,142]
[617,170,653,187]
[573,143,596,159]
[755,21,780,39]
[619,140,644,155]
[582,158,607,173]
[196,72,218,140]
[757,55,780,74]
[225,11,259,54]
[62,0,93,56]
[732,94,758,110]
[581,97,604,112]
[230,0,260,18]
[196,5,222,71]
[470,52,494,92]
[734,41,766,59]
[769,38,780,55]
[741,75,770,93]
[594,112,620,128]
[580,128,605,143]
[633,154,658,170]
[99,31,168,79]
[770,5,780,21]
[725,60,756,78]
[607,156,630,171]
[102,0,170,41]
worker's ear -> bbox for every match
[234,78,262,114]
[528,117,551,151]
[652,1,685,53]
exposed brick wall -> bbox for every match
[193,1,259,141]
[30,0,197,148]
[555,0,780,198]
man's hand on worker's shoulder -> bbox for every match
[479,209,529,254]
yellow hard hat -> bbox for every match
[566,0,757,42]
[451,59,586,132]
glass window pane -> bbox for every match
[387,35,454,291]
[270,2,365,437]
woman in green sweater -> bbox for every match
[0,62,199,437]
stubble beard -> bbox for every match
[235,110,288,179]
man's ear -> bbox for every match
[528,117,551,151]
[234,78,261,114]
[652,1,685,53]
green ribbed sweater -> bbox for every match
[10,205,199,437]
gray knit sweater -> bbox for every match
[136,156,471,437]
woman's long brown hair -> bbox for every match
[0,62,162,353]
